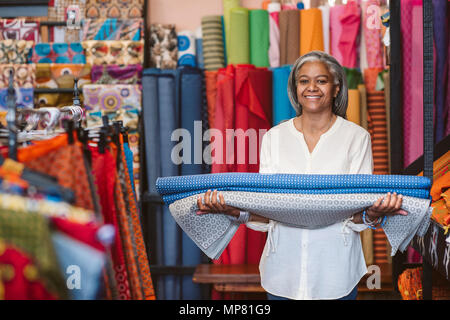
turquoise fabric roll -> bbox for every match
[272,65,296,125]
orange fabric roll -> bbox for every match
[299,8,324,56]
[346,89,361,125]
[364,67,383,92]
[205,70,219,129]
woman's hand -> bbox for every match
[196,189,241,218]
[366,192,408,221]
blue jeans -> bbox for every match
[267,286,358,300]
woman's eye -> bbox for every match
[299,80,308,85]
[317,80,327,84]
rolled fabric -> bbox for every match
[177,30,197,67]
[346,89,360,125]
[358,84,368,130]
[338,1,360,68]
[362,0,384,69]
[228,7,250,65]
[268,2,281,68]
[149,24,177,69]
[330,5,345,66]
[299,8,324,56]
[279,10,300,65]
[272,65,296,125]
[319,4,330,54]
[156,173,432,260]
[249,9,269,67]
[223,0,241,59]
[201,16,225,71]
[195,27,204,69]
[205,70,218,129]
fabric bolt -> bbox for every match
[0,40,33,64]
[346,89,360,125]
[31,42,85,64]
[358,4,369,72]
[228,8,250,65]
[364,67,383,92]
[268,3,281,68]
[223,0,241,60]
[50,27,83,43]
[299,8,324,56]
[329,5,345,66]
[82,40,144,65]
[383,70,391,174]
[362,0,384,69]
[90,146,131,300]
[319,4,330,54]
[201,16,225,71]
[205,70,218,129]
[51,232,105,300]
[0,240,57,300]
[272,65,296,125]
[0,19,40,41]
[149,24,177,69]
[0,88,34,110]
[358,84,368,130]
[48,0,87,21]
[249,9,270,67]
[82,19,143,41]
[196,36,204,69]
[82,84,141,112]
[0,64,36,88]
[177,31,197,67]
[279,10,300,65]
[91,64,142,84]
[432,0,448,142]
[86,0,143,18]
[0,209,68,299]
[338,2,360,68]
[35,63,91,108]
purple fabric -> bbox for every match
[91,64,143,84]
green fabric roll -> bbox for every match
[223,0,240,59]
[201,15,225,70]
[228,7,250,65]
[249,9,269,67]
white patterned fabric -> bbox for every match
[168,191,432,260]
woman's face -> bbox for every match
[296,61,339,115]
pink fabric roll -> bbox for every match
[268,3,281,68]
[338,1,360,68]
[330,4,345,66]
[363,0,384,69]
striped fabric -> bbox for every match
[367,90,390,264]
[201,16,225,71]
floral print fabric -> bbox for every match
[91,64,142,84]
[0,64,36,88]
[30,42,86,64]
[82,19,143,41]
[149,24,178,69]
[82,40,143,65]
[0,40,34,64]
[86,0,143,19]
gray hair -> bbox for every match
[287,51,348,118]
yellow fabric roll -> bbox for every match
[223,0,241,59]
[299,8,324,56]
[347,89,361,125]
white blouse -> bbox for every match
[246,116,374,300]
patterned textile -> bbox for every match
[149,24,178,69]
[0,88,34,110]
[35,63,91,108]
[128,132,140,198]
[362,0,384,69]
[82,40,143,65]
[82,19,143,41]
[201,16,225,71]
[0,19,40,41]
[177,30,197,67]
[31,42,86,64]
[0,64,35,88]
[86,108,139,129]
[0,240,57,300]
[0,40,33,64]
[91,64,142,84]
[50,27,82,43]
[86,0,143,19]
[48,0,87,21]
[0,208,68,299]
[82,84,141,112]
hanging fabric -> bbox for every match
[329,4,345,66]
[267,2,281,68]
[299,8,324,56]
[338,1,360,69]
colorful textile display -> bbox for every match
[0,64,36,88]
[201,16,225,71]
[299,8,324,56]
[86,0,143,19]
[177,31,197,67]
[0,88,34,110]
[35,63,91,108]
[279,10,300,65]
[249,9,269,67]
[0,19,40,41]
[82,19,143,41]
[91,64,142,84]
[0,40,33,64]
[82,84,141,113]
[228,8,250,65]
[362,0,384,69]
[86,108,139,129]
[156,173,432,260]
[267,2,281,68]
[338,1,360,68]
[31,43,86,64]
[149,24,177,69]
[330,4,345,66]
[82,40,144,65]
[48,0,87,21]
